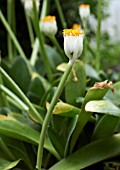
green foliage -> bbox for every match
[0,0,120,169]
[65,60,86,106]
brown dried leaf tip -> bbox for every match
[92,80,114,93]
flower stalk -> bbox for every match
[96,0,102,71]
[54,0,67,29]
[7,0,16,61]
[36,29,84,170]
[0,10,25,58]
[40,0,49,19]
[36,61,73,170]
[24,9,34,46]
[79,4,90,63]
[32,0,53,82]
[83,19,87,63]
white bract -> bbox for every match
[40,16,57,37]
[63,29,84,63]
[79,4,90,21]
[24,0,40,17]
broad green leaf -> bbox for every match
[85,100,120,117]
[65,60,86,106]
[0,159,20,170]
[8,112,40,131]
[52,102,80,117]
[64,116,78,157]
[0,115,39,144]
[10,57,31,94]
[85,64,101,80]
[0,136,33,170]
[48,128,65,158]
[70,81,111,152]
[92,115,120,140]
[45,45,63,69]
[104,81,120,106]
[0,115,60,159]
[0,137,15,160]
[31,72,50,92]
[27,76,45,104]
[49,134,120,170]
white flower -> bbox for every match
[63,29,84,63]
[40,16,58,37]
[24,0,40,17]
[79,4,90,21]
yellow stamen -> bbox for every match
[72,23,81,31]
[63,29,83,36]
[79,4,90,8]
[41,16,56,22]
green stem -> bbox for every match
[95,0,102,71]
[0,10,33,75]
[83,19,87,63]
[7,0,14,61]
[0,10,26,60]
[0,72,10,108]
[36,61,73,170]
[49,36,66,60]
[54,0,67,29]
[24,9,34,46]
[86,41,96,58]
[11,0,17,57]
[0,67,43,124]
[32,0,53,82]
[30,38,39,66]
[40,0,49,19]
[0,84,29,111]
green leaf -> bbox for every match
[49,134,120,170]
[65,60,86,106]
[64,116,78,157]
[0,115,39,144]
[0,159,20,170]
[0,137,15,160]
[52,102,80,117]
[27,76,45,104]
[0,115,60,160]
[70,82,110,152]
[85,100,120,117]
[1,136,34,170]
[104,81,120,106]
[85,64,101,80]
[48,128,65,158]
[56,63,67,72]
[10,57,31,94]
[31,72,50,92]
[92,115,120,140]
[45,45,63,69]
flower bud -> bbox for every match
[40,16,58,37]
[79,4,90,21]
[63,29,84,63]
[72,23,81,31]
[24,0,40,17]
